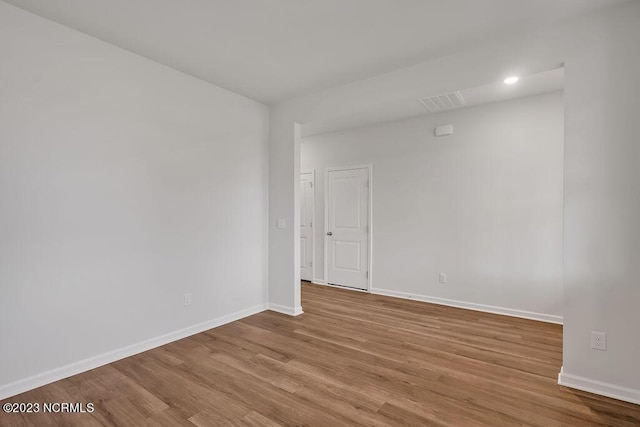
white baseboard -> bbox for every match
[0,303,268,401]
[311,279,326,285]
[268,303,304,316]
[370,287,563,324]
[558,366,640,405]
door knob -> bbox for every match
[326,232,333,236]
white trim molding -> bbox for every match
[370,288,563,324]
[0,303,268,401]
[300,169,316,282]
[558,366,640,405]
[268,303,304,316]
[311,279,326,285]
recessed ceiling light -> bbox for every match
[504,76,519,85]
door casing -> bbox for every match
[300,170,315,282]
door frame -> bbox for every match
[324,164,373,293]
[301,169,315,282]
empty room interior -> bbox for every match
[1,1,639,426]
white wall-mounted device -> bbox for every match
[435,124,454,137]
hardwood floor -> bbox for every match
[2,282,640,426]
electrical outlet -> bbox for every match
[591,331,606,351]
[184,293,192,307]
[439,273,447,284]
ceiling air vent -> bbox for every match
[418,91,466,112]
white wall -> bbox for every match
[302,92,564,320]
[560,2,640,401]
[0,2,269,396]
[268,116,302,315]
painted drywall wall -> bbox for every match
[302,92,564,320]
[560,2,640,400]
[268,116,302,315]
[0,2,269,395]
[271,0,640,403]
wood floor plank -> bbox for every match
[2,282,640,426]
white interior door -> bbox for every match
[326,167,369,290]
[300,172,314,281]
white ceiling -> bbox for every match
[3,0,626,103]
[302,68,564,137]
